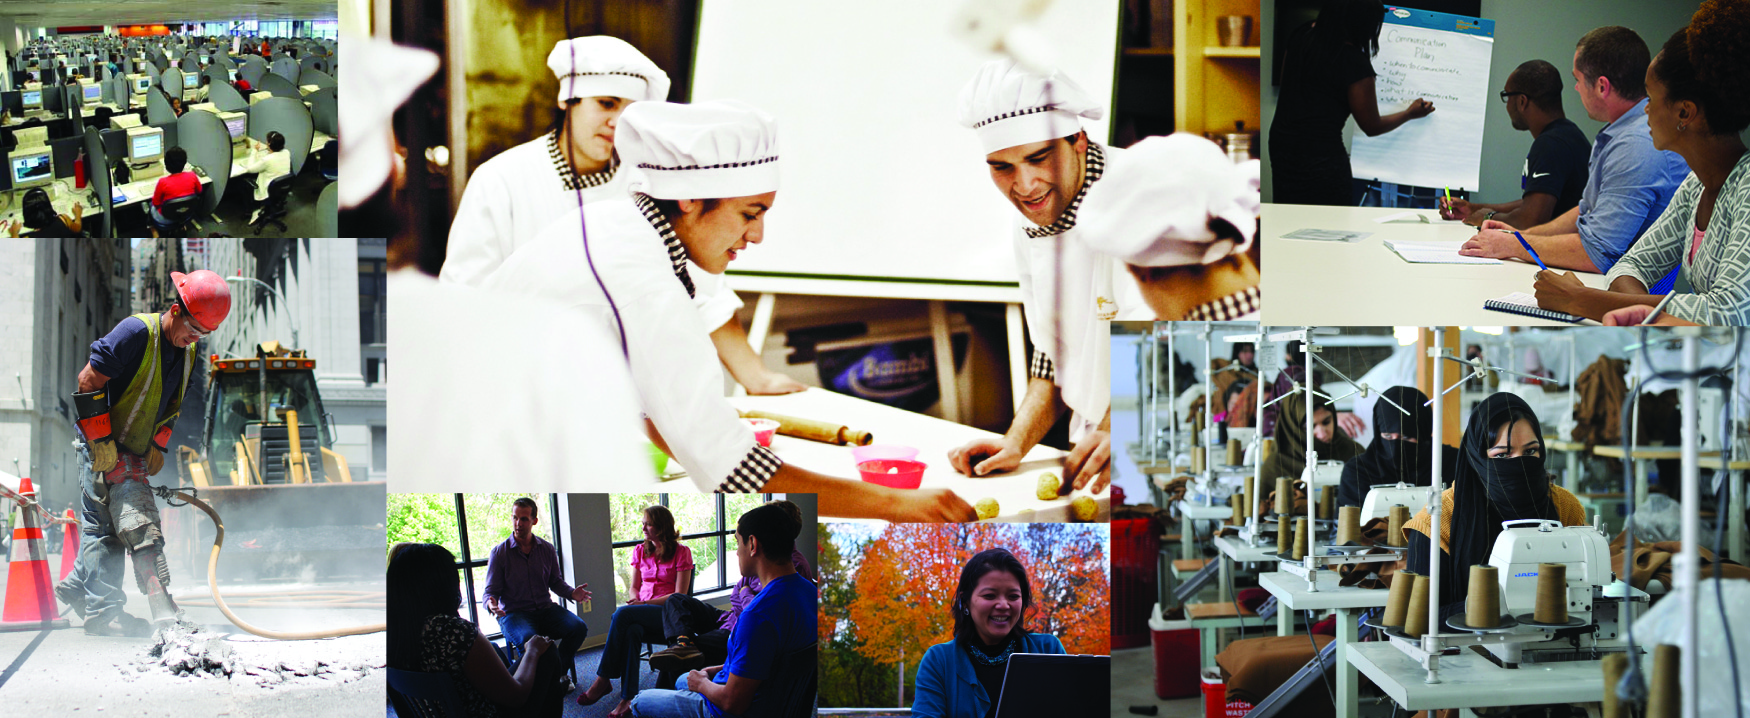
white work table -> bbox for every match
[1260,569,1391,718]
[719,388,1103,523]
[1347,640,1606,712]
[1260,204,1611,325]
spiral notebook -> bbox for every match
[1483,292,1585,323]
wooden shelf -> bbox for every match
[1124,47,1175,56]
[1203,46,1261,58]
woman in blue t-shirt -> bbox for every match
[912,548,1064,718]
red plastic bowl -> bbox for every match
[857,459,926,489]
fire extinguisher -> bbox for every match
[74,147,87,190]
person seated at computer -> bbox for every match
[169,97,185,117]
[236,131,291,225]
[192,75,210,103]
[912,548,1064,718]
[6,188,83,238]
[148,146,201,235]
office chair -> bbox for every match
[250,174,293,235]
[150,194,202,237]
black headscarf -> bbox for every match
[1337,386,1459,507]
[1408,392,1558,610]
[1259,392,1361,483]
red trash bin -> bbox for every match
[1201,667,1253,717]
[1149,603,1200,699]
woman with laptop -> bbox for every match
[912,548,1065,718]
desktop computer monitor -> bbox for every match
[199,56,210,67]
[220,112,247,143]
[9,148,53,190]
[183,73,198,89]
[82,83,100,102]
[227,69,237,82]
[21,89,41,110]
[108,114,142,131]
[14,126,48,149]
[132,77,150,94]
[127,127,164,165]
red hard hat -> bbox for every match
[171,270,231,331]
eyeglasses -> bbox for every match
[176,299,215,339]
[1499,91,1527,103]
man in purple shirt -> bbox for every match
[484,497,592,689]
[648,548,813,679]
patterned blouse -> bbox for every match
[412,614,502,718]
[1605,152,1750,324]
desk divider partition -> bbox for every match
[175,109,229,220]
[249,96,313,175]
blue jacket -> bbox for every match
[912,633,1066,718]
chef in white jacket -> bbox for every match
[338,34,652,490]
[482,99,975,522]
[442,35,802,397]
[1079,133,1262,321]
[945,59,1146,495]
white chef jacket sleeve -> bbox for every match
[687,263,744,332]
[1012,225,1056,383]
[441,161,515,286]
[597,227,780,493]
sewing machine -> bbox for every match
[1387,518,1649,668]
[1360,482,1430,523]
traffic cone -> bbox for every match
[1,478,70,631]
[59,509,77,582]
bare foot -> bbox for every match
[606,699,634,718]
[576,676,613,706]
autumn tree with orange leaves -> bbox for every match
[819,523,1108,707]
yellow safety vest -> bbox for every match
[109,313,195,456]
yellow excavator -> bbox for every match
[171,341,386,585]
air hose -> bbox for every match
[159,486,384,640]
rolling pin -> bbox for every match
[739,409,873,446]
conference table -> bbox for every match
[1261,204,1613,325]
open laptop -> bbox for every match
[992,653,1110,718]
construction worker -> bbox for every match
[56,269,231,637]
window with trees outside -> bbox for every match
[609,494,773,606]
[386,493,563,639]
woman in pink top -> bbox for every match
[629,505,694,604]
[578,505,695,716]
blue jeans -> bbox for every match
[497,603,590,677]
[598,604,667,701]
[628,675,714,718]
[62,458,127,619]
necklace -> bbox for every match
[965,635,1017,666]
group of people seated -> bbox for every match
[387,498,817,718]
[142,130,290,236]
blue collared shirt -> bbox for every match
[1574,98,1691,272]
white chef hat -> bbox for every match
[547,36,670,105]
[957,59,1103,154]
[338,34,439,209]
[616,100,780,200]
[1079,133,1259,267]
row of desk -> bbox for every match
[1261,204,1614,325]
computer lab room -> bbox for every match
[0,5,337,238]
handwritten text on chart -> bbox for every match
[1350,17,1494,190]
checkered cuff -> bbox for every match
[1183,286,1260,321]
[1028,349,1055,381]
[716,444,783,493]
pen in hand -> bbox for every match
[1512,231,1548,271]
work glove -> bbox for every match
[145,448,164,477]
